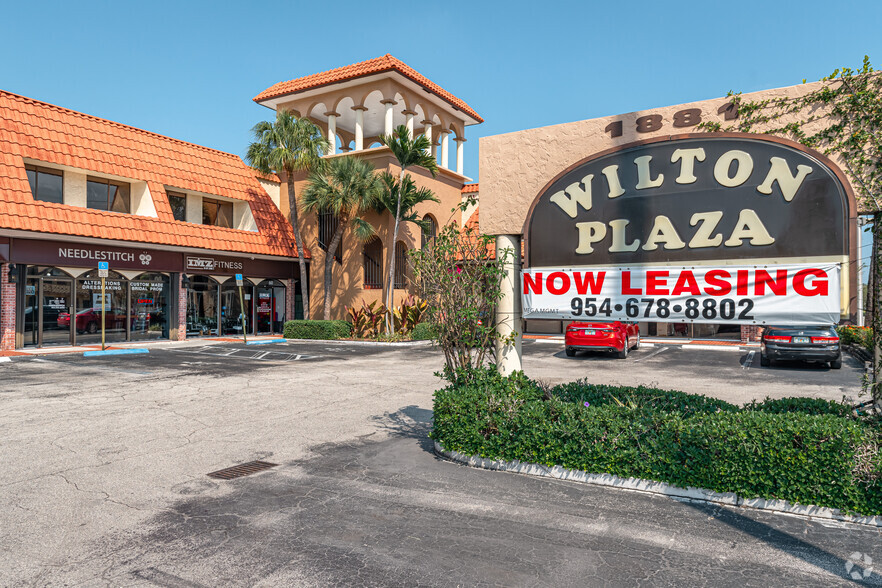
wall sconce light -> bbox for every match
[7,263,18,284]
[181,273,191,288]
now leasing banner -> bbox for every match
[522,263,841,325]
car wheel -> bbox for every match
[831,358,842,369]
[565,348,575,357]
[760,353,770,367]
[617,344,629,359]
[86,322,98,334]
[632,334,640,350]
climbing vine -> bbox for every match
[699,56,881,402]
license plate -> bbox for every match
[793,336,809,343]
[584,329,595,335]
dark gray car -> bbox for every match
[760,325,841,369]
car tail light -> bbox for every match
[811,336,839,344]
[765,335,790,342]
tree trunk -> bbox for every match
[385,167,406,333]
[870,212,882,403]
[323,214,347,321]
[287,174,309,320]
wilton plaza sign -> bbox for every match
[523,134,852,325]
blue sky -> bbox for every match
[2,0,878,290]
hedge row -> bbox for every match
[431,369,882,515]
[283,320,352,340]
[410,322,437,341]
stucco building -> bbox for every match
[253,55,482,319]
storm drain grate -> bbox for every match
[207,460,278,480]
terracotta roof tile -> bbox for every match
[0,89,307,259]
[254,54,483,124]
[461,183,479,194]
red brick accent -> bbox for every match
[177,274,187,341]
[1,264,16,351]
[286,278,296,323]
[741,325,762,343]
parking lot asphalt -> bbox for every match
[0,340,873,585]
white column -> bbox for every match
[455,138,465,175]
[495,234,522,375]
[422,121,433,155]
[404,111,415,136]
[382,100,395,137]
[353,107,365,151]
[326,113,337,155]
[440,131,450,169]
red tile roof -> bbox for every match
[461,208,523,260]
[254,54,484,124]
[0,90,305,258]
[461,183,479,194]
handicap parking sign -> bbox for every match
[98,261,109,277]
[235,273,243,286]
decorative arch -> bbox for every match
[362,236,383,289]
[394,240,408,289]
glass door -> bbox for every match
[40,278,73,346]
[23,278,38,347]
[221,279,252,336]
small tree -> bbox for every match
[246,111,328,320]
[699,57,882,403]
[301,156,383,320]
[409,201,514,379]
[379,125,438,332]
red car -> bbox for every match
[57,308,127,334]
[565,321,640,359]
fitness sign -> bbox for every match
[523,134,850,325]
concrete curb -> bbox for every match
[285,338,433,347]
[433,441,882,528]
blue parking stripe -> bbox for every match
[246,339,286,345]
[83,349,150,357]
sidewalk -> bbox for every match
[4,335,287,358]
[524,333,760,349]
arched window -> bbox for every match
[318,211,342,263]
[363,237,383,289]
[394,241,408,289]
[421,214,437,249]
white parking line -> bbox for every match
[633,346,669,362]
[742,350,755,370]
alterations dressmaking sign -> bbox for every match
[523,135,851,325]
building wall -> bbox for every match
[280,149,464,320]
[1,263,15,351]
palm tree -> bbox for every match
[376,172,440,233]
[246,110,328,320]
[301,156,384,320]
[378,124,439,331]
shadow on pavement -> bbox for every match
[370,405,435,454]
[681,500,880,585]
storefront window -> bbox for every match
[221,277,253,336]
[75,270,127,345]
[186,276,219,337]
[130,273,169,341]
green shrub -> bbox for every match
[746,396,852,417]
[550,380,737,417]
[836,325,874,352]
[432,370,882,516]
[283,320,352,340]
[410,322,437,341]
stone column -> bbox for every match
[353,106,367,151]
[455,137,466,175]
[422,121,433,156]
[402,110,416,136]
[495,235,522,375]
[326,112,338,155]
[177,274,187,341]
[381,99,396,137]
[439,130,450,169]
